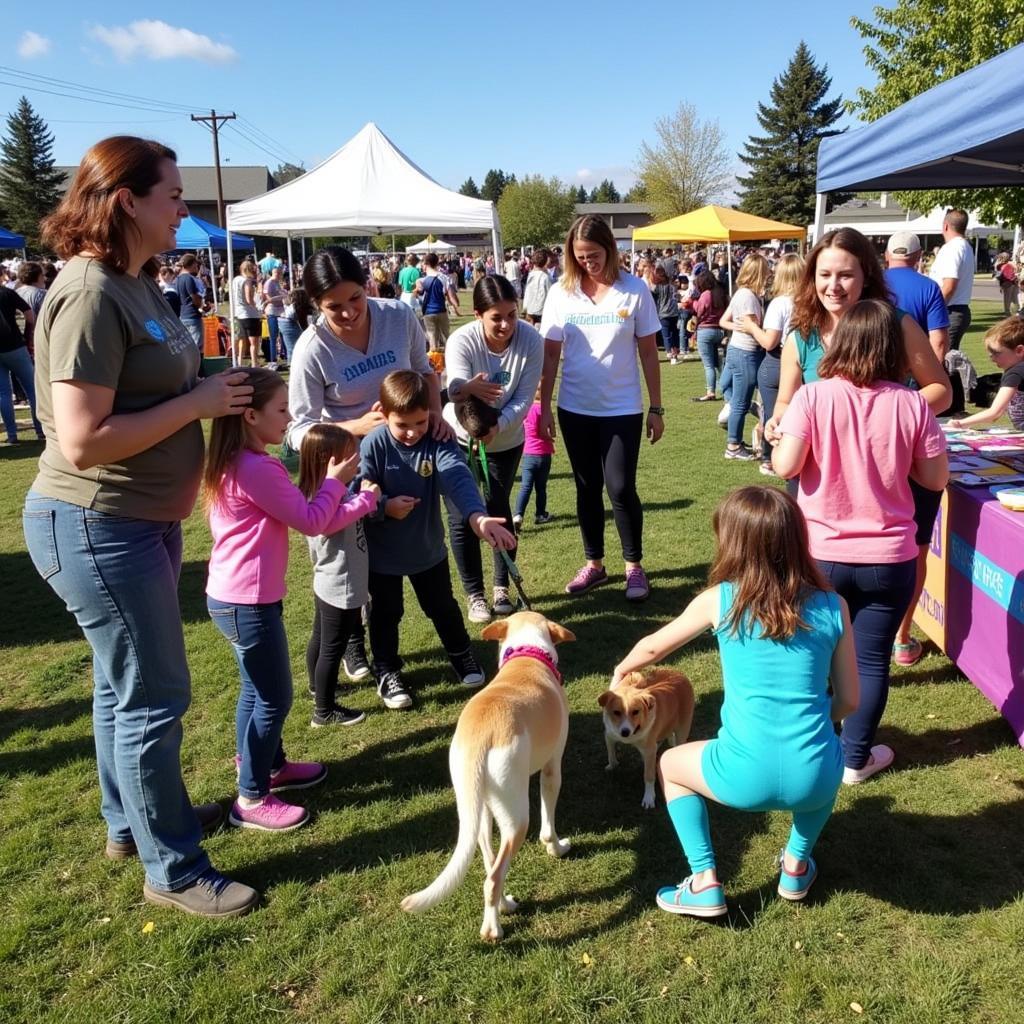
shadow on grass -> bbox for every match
[0,695,95,776]
[178,560,217,625]
[0,551,82,648]
[0,696,92,745]
[0,734,96,777]
[0,439,45,462]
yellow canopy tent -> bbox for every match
[632,205,805,291]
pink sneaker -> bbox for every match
[233,756,327,792]
[624,566,650,602]
[565,565,609,595]
[229,794,309,832]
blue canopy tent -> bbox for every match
[813,42,1024,242]
[0,226,26,253]
[174,215,254,312]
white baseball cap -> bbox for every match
[886,231,922,257]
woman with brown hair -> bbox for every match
[231,259,262,366]
[538,214,663,601]
[21,136,258,917]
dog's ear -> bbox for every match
[546,621,576,645]
[481,620,510,642]
[597,690,613,707]
[639,691,657,713]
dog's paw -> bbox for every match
[641,794,657,810]
[605,761,617,772]
[542,837,571,858]
[500,894,519,913]
[480,923,504,943]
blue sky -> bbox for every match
[4,1,884,195]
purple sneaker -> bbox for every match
[624,566,651,602]
[565,565,610,595]
[233,756,327,792]
[229,794,309,832]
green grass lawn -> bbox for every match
[2,301,1022,1024]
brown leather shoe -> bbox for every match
[104,802,225,860]
[143,868,260,919]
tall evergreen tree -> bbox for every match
[481,169,509,203]
[458,176,480,198]
[735,43,846,226]
[575,185,588,203]
[0,97,65,250]
[591,179,621,203]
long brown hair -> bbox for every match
[41,136,177,276]
[709,486,830,641]
[818,299,906,386]
[561,214,619,292]
[297,423,356,499]
[202,368,286,510]
[790,228,890,340]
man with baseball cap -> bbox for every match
[884,231,949,362]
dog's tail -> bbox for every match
[400,735,486,914]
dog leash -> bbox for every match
[464,437,532,610]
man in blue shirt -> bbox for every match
[884,231,949,362]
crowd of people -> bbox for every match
[12,134,1024,922]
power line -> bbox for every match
[0,78,195,116]
[222,121,294,168]
[236,115,304,165]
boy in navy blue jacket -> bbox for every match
[360,370,515,709]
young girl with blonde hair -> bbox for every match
[614,485,859,917]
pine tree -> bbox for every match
[575,185,588,203]
[458,176,480,198]
[735,42,846,226]
[0,97,65,250]
[592,179,621,203]
[481,169,509,203]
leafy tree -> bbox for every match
[0,97,65,251]
[498,175,577,248]
[575,185,588,203]
[624,183,648,203]
[481,169,511,203]
[369,234,419,253]
[458,177,480,198]
[272,162,305,185]
[736,42,846,226]
[634,102,731,221]
[590,179,621,203]
[850,2,1024,225]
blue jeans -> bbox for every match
[756,349,781,461]
[659,316,680,354]
[278,318,301,362]
[265,315,281,359]
[696,328,723,393]
[725,346,765,445]
[514,453,552,519]
[817,559,916,769]
[22,494,208,891]
[182,318,203,349]
[207,597,290,799]
[0,345,42,440]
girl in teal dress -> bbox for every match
[613,486,860,918]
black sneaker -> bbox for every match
[535,511,552,524]
[310,704,367,727]
[449,648,486,688]
[342,644,372,681]
[377,670,413,709]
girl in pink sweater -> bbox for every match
[203,368,380,832]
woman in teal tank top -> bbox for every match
[613,486,859,919]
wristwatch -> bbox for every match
[648,405,665,416]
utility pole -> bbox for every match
[191,109,236,226]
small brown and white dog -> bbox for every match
[400,611,575,942]
[598,668,695,809]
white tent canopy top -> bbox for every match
[811,206,1008,239]
[406,237,457,253]
[225,122,500,241]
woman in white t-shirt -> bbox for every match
[719,254,771,459]
[539,215,663,601]
[736,253,804,474]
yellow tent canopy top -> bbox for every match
[632,204,805,243]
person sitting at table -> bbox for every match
[949,317,1024,431]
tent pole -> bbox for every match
[226,230,237,366]
[727,240,733,295]
[208,246,217,314]
[301,236,307,264]
[812,193,827,246]
[286,232,294,288]
[630,237,635,273]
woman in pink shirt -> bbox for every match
[203,368,380,831]
[773,300,948,784]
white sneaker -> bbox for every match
[670,356,679,365]
[467,594,491,624]
[717,402,731,428]
[842,744,895,785]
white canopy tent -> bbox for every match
[224,122,502,359]
[406,237,457,254]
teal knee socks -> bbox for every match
[666,794,716,873]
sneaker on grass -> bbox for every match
[342,643,372,681]
[449,648,486,688]
[269,759,327,791]
[565,564,609,595]
[229,794,309,832]
[655,876,727,918]
[467,593,492,624]
[106,801,225,860]
[624,566,650,602]
[492,586,515,615]
[143,867,260,919]
[777,852,818,901]
[535,511,552,524]
[310,704,366,727]
[377,670,413,709]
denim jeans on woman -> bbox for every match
[207,597,291,799]
[0,345,43,441]
[757,348,781,461]
[22,494,209,892]
[816,558,916,770]
[696,328,723,393]
[725,345,765,445]
[278,317,302,363]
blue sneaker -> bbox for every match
[655,876,727,918]
[777,851,817,901]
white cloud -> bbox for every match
[17,31,52,59]
[89,20,238,64]
[575,168,593,181]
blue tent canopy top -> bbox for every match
[817,41,1024,194]
[0,226,26,249]
[175,214,253,250]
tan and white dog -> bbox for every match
[598,668,695,809]
[400,611,575,942]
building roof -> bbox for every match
[56,165,276,203]
[575,202,651,215]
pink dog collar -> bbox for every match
[500,645,562,685]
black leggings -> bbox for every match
[557,407,643,563]
[445,444,522,596]
[305,597,364,714]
